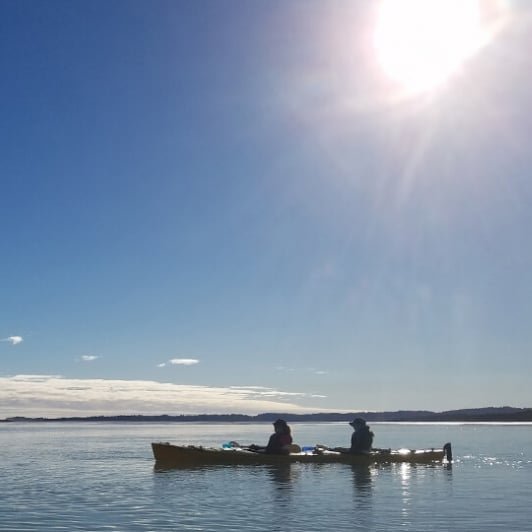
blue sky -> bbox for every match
[2,0,531,418]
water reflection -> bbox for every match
[265,465,296,531]
[349,465,374,530]
[153,462,217,473]
[390,462,454,524]
[351,465,373,496]
[267,464,293,489]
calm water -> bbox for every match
[1,422,531,531]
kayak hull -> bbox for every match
[151,442,451,466]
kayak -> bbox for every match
[151,442,452,466]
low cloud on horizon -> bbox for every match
[0,374,331,419]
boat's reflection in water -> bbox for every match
[153,459,452,509]
[154,459,452,477]
[350,461,453,498]
[153,462,206,473]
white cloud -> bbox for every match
[276,366,327,375]
[80,355,100,362]
[275,366,295,372]
[0,375,331,418]
[2,336,23,345]
[169,358,199,365]
[158,358,200,366]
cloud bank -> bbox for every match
[0,374,329,419]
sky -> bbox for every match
[2,0,532,419]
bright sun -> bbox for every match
[374,0,489,94]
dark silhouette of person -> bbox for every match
[265,419,293,455]
[349,418,374,453]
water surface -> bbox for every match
[1,422,530,531]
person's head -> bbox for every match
[349,418,367,430]
[273,418,290,433]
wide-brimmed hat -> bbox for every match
[349,418,366,427]
[273,418,288,426]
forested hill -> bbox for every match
[3,406,532,423]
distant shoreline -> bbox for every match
[2,406,532,423]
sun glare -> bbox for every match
[374,0,490,94]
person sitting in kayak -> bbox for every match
[266,419,293,455]
[349,418,374,453]
[249,419,293,454]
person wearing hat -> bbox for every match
[349,418,374,454]
[265,419,293,455]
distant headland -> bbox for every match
[2,406,532,423]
